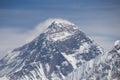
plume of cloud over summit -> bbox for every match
[28,18,73,41]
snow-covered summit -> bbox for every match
[50,18,74,26]
[41,19,79,41]
[114,40,120,47]
[114,40,120,53]
[29,18,77,42]
[46,19,78,32]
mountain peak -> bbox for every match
[114,40,120,53]
[44,19,79,41]
[51,19,74,26]
[47,18,75,29]
[114,40,120,46]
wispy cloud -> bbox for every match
[0,28,29,58]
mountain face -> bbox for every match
[66,40,120,80]
[0,19,103,80]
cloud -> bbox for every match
[27,18,58,41]
[0,28,29,58]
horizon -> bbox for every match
[0,0,120,58]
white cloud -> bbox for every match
[0,28,29,58]
[27,18,61,41]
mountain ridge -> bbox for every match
[0,19,118,80]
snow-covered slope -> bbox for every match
[66,40,120,80]
[0,19,103,80]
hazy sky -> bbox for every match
[0,0,120,57]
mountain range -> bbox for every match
[0,19,119,80]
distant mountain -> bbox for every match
[66,40,120,80]
[0,19,106,80]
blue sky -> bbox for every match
[0,0,120,57]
